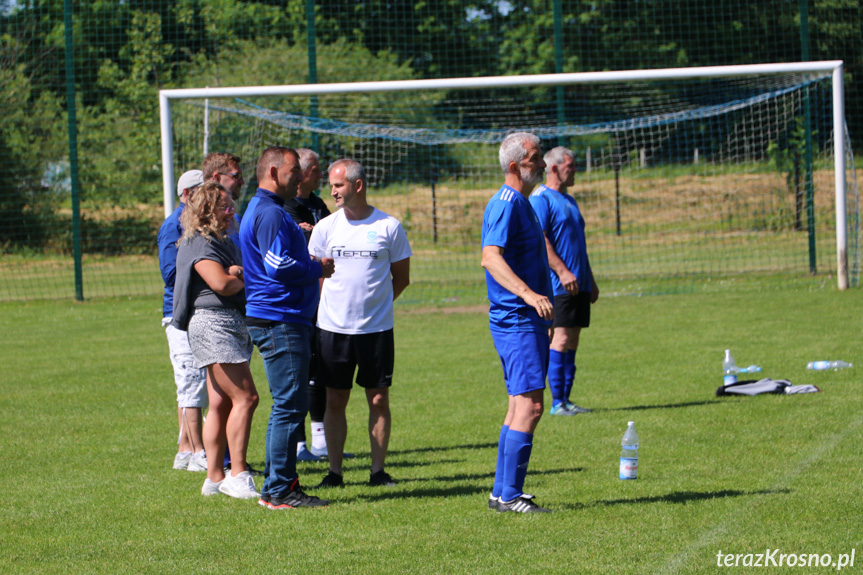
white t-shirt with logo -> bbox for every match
[309,207,412,335]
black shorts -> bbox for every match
[552,292,591,329]
[316,329,394,390]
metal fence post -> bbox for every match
[64,0,83,300]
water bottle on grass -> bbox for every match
[738,365,762,374]
[807,360,853,371]
[723,350,738,385]
[619,421,639,480]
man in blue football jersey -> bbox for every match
[481,132,554,513]
[530,147,599,416]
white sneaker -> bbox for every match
[309,444,328,458]
[187,451,207,472]
[218,470,260,500]
[173,452,192,470]
[201,478,223,496]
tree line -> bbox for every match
[0,0,860,251]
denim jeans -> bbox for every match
[248,321,312,498]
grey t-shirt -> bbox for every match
[171,232,244,331]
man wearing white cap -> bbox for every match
[158,169,209,472]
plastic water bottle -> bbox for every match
[807,360,853,371]
[737,365,762,374]
[723,350,738,385]
[619,421,639,480]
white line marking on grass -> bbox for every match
[659,412,863,575]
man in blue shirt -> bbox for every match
[481,132,553,513]
[239,146,334,510]
[530,147,599,416]
[157,169,208,472]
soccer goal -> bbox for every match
[159,61,859,301]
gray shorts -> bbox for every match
[187,307,253,367]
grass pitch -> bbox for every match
[1,287,861,573]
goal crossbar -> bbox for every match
[159,61,849,288]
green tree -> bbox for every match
[71,11,176,206]
[183,36,444,122]
[0,32,64,250]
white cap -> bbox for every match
[177,169,204,196]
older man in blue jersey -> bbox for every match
[239,146,335,510]
[481,132,554,513]
[530,146,599,416]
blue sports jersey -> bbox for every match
[482,185,553,331]
[239,188,323,325]
[529,184,593,296]
[157,203,184,318]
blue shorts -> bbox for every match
[490,327,550,396]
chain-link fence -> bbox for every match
[1,0,861,302]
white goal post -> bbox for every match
[158,61,849,289]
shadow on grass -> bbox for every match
[557,488,791,511]
[387,442,499,456]
[334,467,584,500]
[345,484,491,502]
[598,400,722,412]
[297,458,468,474]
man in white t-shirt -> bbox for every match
[308,159,412,489]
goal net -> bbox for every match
[162,63,859,304]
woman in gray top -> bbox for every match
[172,182,260,500]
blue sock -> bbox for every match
[548,349,566,407]
[501,429,533,502]
[564,350,576,402]
[492,425,509,498]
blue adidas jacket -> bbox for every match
[239,188,323,325]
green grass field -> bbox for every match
[1,230,852,306]
[2,288,862,573]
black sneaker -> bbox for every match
[267,484,329,509]
[316,471,345,488]
[488,494,502,511]
[257,494,271,508]
[369,469,397,487]
[497,494,552,513]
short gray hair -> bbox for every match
[329,158,367,190]
[544,146,576,173]
[297,148,319,171]
[499,132,541,174]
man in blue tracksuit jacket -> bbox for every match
[239,146,334,510]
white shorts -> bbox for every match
[164,319,208,408]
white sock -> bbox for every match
[193,450,205,459]
[311,422,326,450]
[176,451,192,459]
[296,441,307,453]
